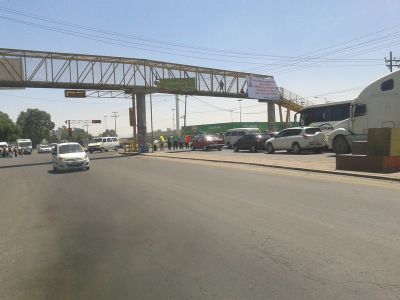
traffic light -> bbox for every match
[92,120,101,124]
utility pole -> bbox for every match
[175,95,180,136]
[104,115,107,130]
[238,99,242,124]
[83,124,89,133]
[184,95,187,128]
[110,112,119,135]
[172,109,175,134]
[385,51,400,72]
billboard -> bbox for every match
[246,76,280,101]
[159,78,196,93]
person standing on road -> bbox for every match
[167,136,172,150]
[13,146,18,158]
[179,136,184,149]
[173,135,178,150]
[185,135,191,149]
[159,135,165,151]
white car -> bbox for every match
[52,142,90,172]
[87,136,119,153]
[265,127,326,154]
[38,144,52,153]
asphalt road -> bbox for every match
[1,152,400,299]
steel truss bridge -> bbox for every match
[0,47,311,152]
[0,48,309,110]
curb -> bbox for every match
[145,154,400,183]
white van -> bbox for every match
[17,139,32,154]
[87,136,119,153]
[225,128,260,148]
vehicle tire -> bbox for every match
[115,146,119,151]
[333,135,351,154]
[266,143,275,154]
[233,145,239,152]
[218,146,222,151]
[227,143,232,149]
[203,145,208,151]
[191,145,195,151]
[250,145,256,153]
[101,147,104,153]
[292,142,302,154]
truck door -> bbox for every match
[350,104,368,136]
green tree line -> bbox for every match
[1,108,115,146]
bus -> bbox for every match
[295,100,352,134]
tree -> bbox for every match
[59,127,93,145]
[100,129,117,137]
[16,109,55,146]
[0,111,20,142]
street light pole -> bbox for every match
[238,99,242,124]
[111,112,119,134]
[104,115,107,130]
[172,109,175,134]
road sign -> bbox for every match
[91,120,101,124]
[64,90,86,98]
[158,78,196,92]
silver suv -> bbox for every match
[265,127,326,154]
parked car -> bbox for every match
[87,136,119,153]
[190,134,224,151]
[52,142,90,172]
[265,127,326,154]
[233,133,272,152]
[224,128,260,148]
[38,144,52,153]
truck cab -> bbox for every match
[328,71,400,154]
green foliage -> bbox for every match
[0,111,20,142]
[16,109,55,146]
[100,129,117,137]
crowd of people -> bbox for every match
[0,146,25,158]
[155,135,191,151]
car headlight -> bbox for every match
[84,154,88,160]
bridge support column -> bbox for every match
[267,101,276,131]
[136,93,148,153]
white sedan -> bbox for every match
[52,142,90,172]
[265,127,326,154]
[38,144,53,153]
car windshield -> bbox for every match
[59,144,84,154]
[94,138,102,143]
[19,142,31,147]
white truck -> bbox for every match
[328,70,400,154]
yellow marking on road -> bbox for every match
[147,156,400,191]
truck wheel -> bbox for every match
[333,135,350,154]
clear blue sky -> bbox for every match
[0,0,399,136]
